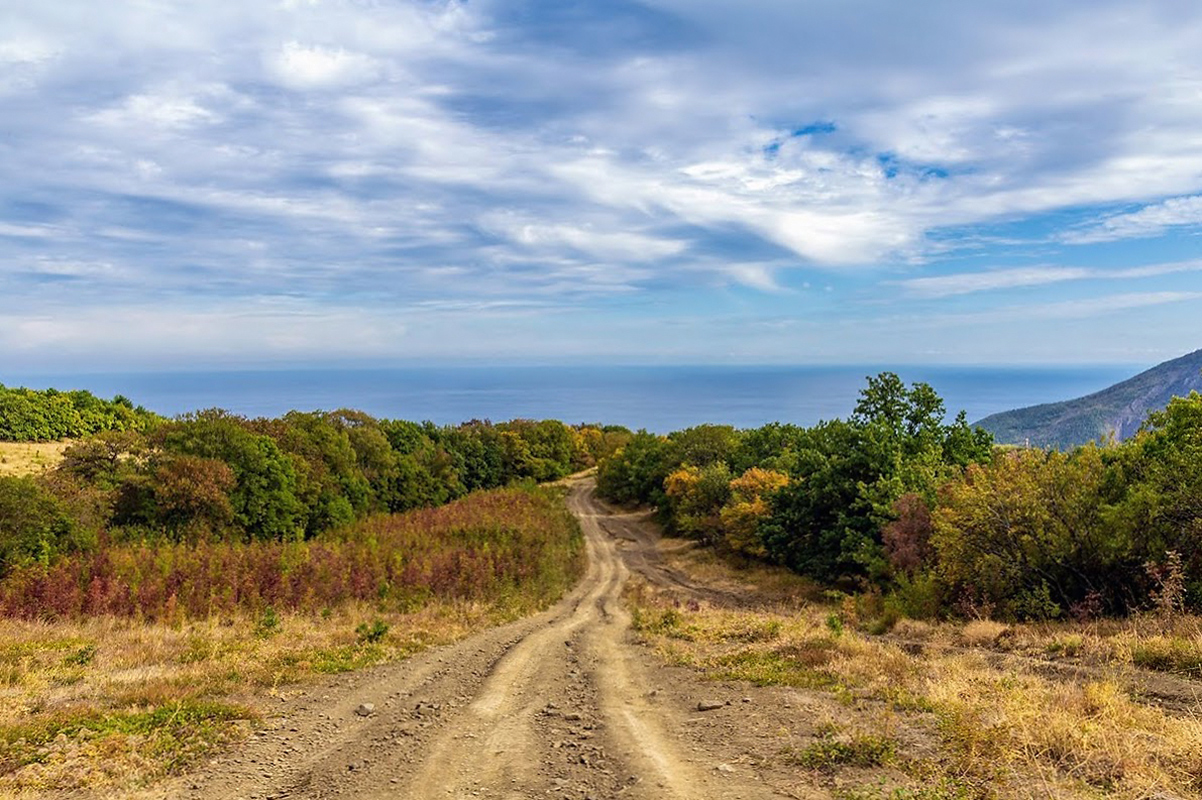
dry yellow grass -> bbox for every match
[0,601,522,796]
[959,618,1010,646]
[630,546,1202,800]
[0,442,70,477]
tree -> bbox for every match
[596,431,673,506]
[662,462,732,543]
[668,424,741,468]
[150,454,236,538]
[58,431,148,488]
[0,385,157,441]
[1106,392,1202,608]
[157,411,303,541]
[881,493,934,576]
[720,467,789,558]
[759,419,885,583]
[0,475,90,574]
[931,447,1117,619]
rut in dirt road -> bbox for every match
[172,479,780,800]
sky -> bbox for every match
[2,0,1201,371]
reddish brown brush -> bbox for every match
[0,486,582,620]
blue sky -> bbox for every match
[2,0,1201,371]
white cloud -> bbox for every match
[722,263,783,292]
[901,266,1092,297]
[269,42,380,89]
[483,213,687,263]
[0,222,58,239]
[0,38,57,64]
[899,260,1202,297]
[1064,195,1202,243]
[1028,292,1202,319]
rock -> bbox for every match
[355,703,375,717]
[696,700,725,712]
[715,763,735,773]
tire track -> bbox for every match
[161,479,782,800]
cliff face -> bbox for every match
[975,349,1202,449]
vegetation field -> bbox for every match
[627,543,1202,800]
[0,485,584,796]
[4,370,1202,797]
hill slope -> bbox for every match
[975,348,1202,449]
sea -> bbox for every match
[1,364,1139,433]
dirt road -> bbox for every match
[162,479,791,800]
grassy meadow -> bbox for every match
[0,443,69,478]
[627,545,1202,800]
[0,485,584,796]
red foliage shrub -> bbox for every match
[0,487,582,620]
[882,493,934,576]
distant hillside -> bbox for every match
[975,348,1202,449]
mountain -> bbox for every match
[975,349,1202,449]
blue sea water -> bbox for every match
[1,364,1139,433]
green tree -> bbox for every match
[759,419,887,583]
[596,431,673,506]
[0,475,91,574]
[157,411,303,541]
[668,424,741,468]
[1107,392,1202,607]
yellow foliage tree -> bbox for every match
[720,467,790,558]
[663,463,731,542]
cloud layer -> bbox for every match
[2,0,1202,367]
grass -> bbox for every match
[782,729,896,770]
[0,599,557,794]
[0,485,586,796]
[1128,634,1202,676]
[627,541,1202,800]
[0,442,70,477]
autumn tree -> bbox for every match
[150,454,236,538]
[931,446,1120,619]
[662,462,732,543]
[719,467,789,557]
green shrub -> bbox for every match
[0,475,92,575]
[783,732,896,770]
[355,619,390,644]
[254,607,280,638]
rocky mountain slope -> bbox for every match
[975,348,1202,449]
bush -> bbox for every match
[0,485,584,621]
[0,475,92,575]
[355,619,390,644]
